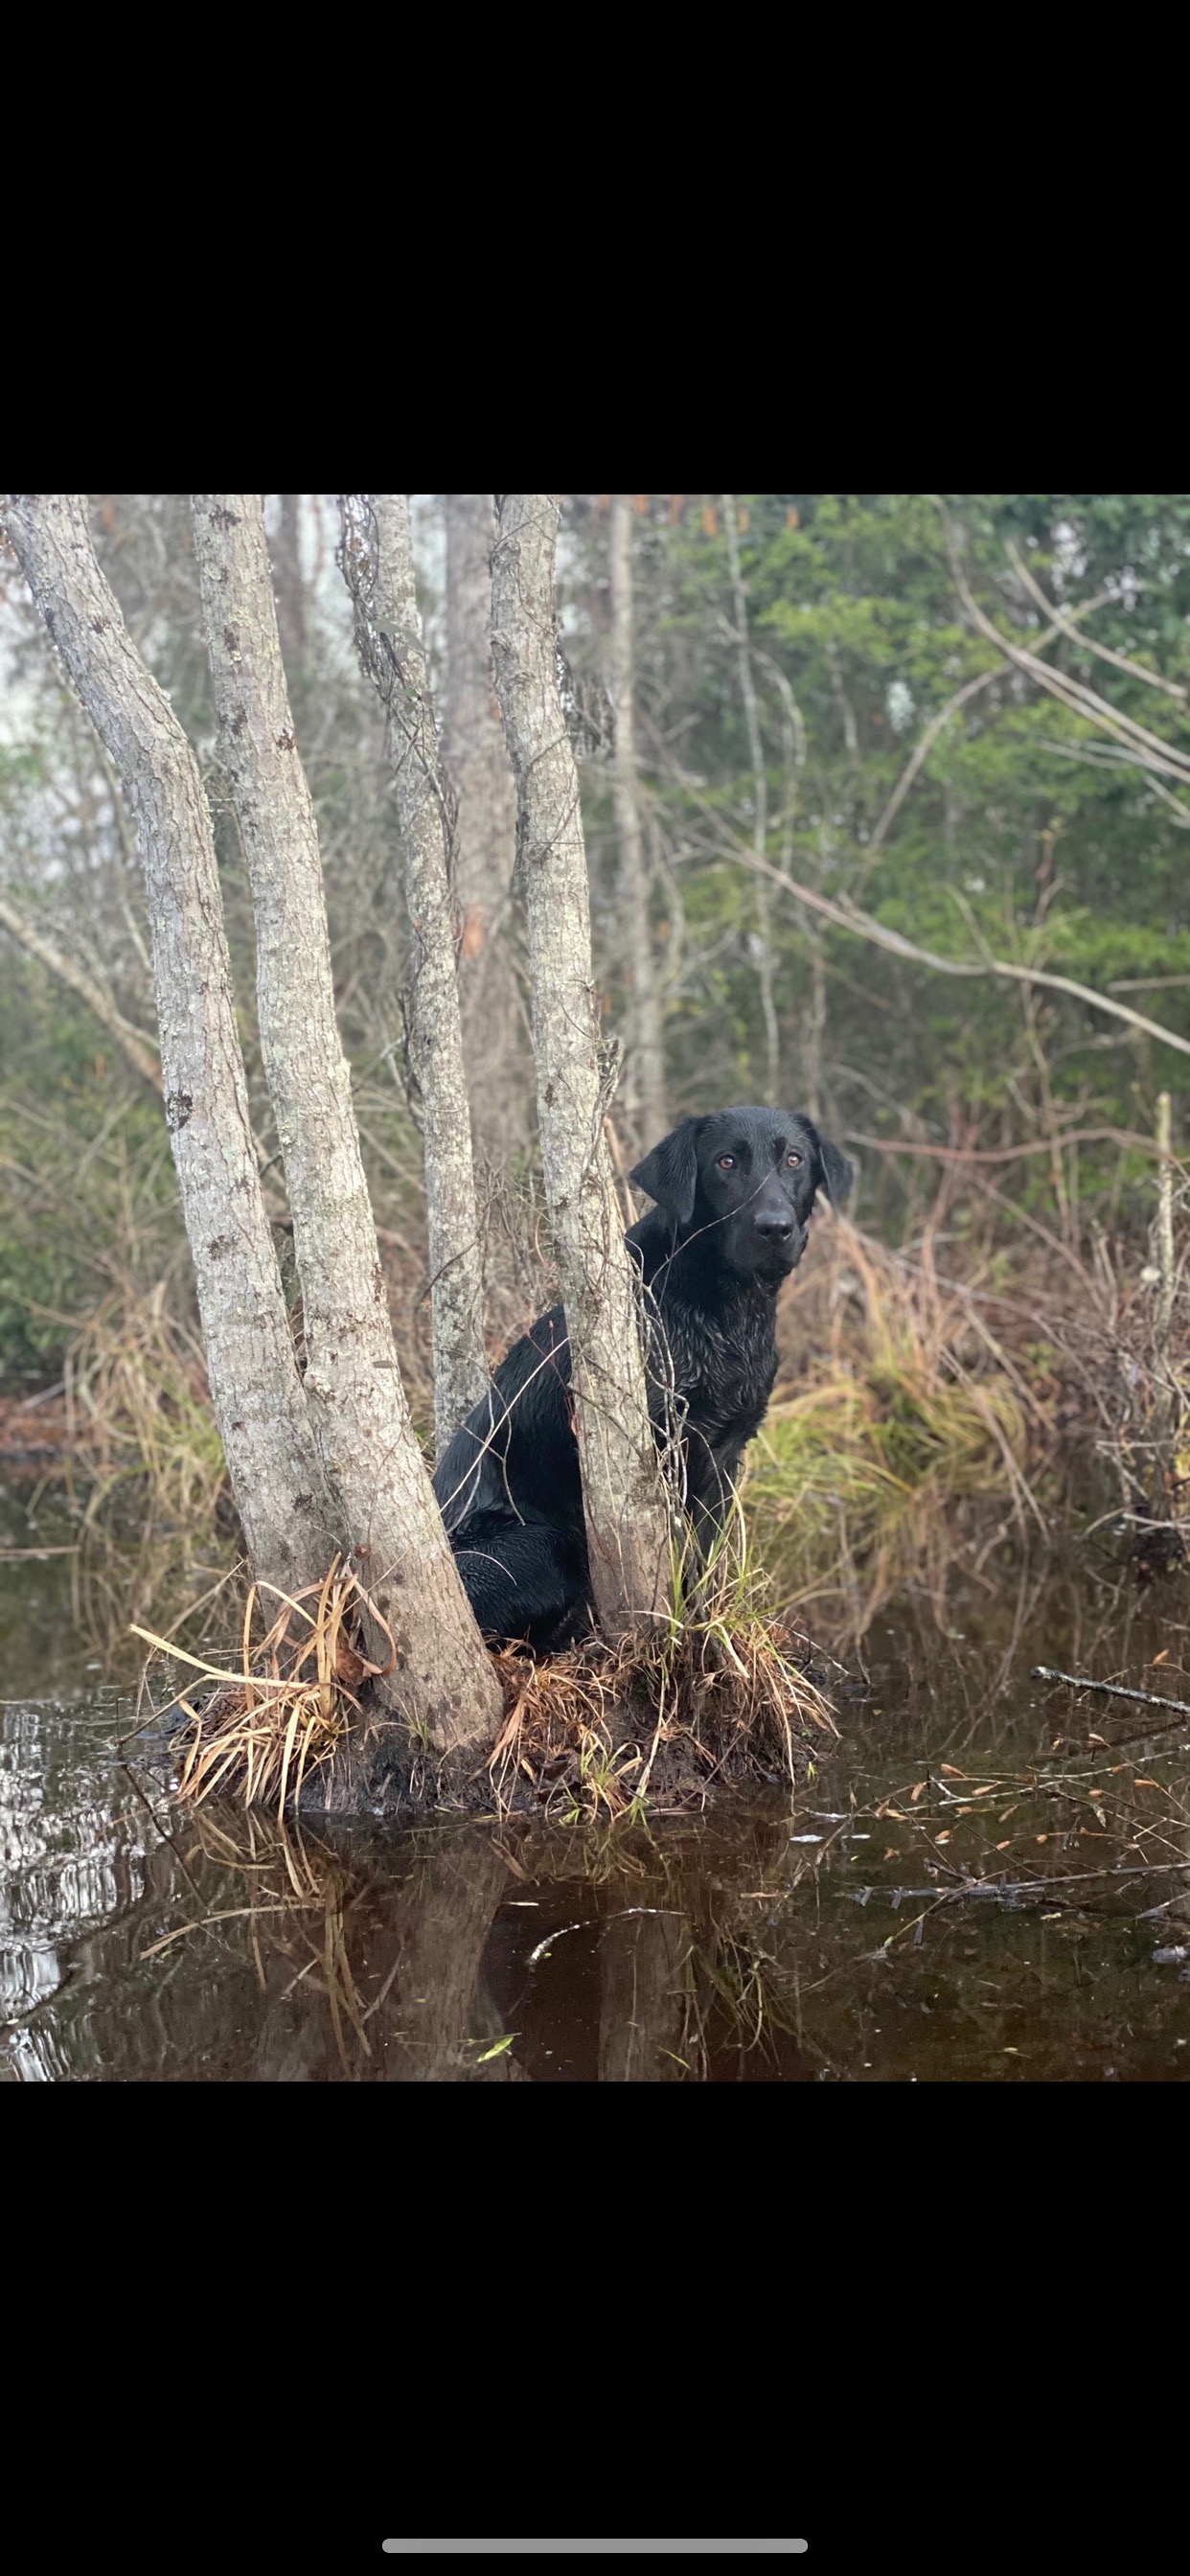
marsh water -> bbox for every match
[4,1480,1190,2082]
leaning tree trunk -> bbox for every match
[336,494,489,1461]
[490,494,672,1644]
[443,494,532,1171]
[191,495,501,1758]
[1,493,333,1596]
[608,495,667,1148]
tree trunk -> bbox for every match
[442,494,532,1172]
[1,492,333,1596]
[252,1831,511,2082]
[191,494,502,1760]
[722,494,780,1105]
[336,494,490,1461]
[490,495,672,1644]
[608,495,667,1148]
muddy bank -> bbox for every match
[162,1622,841,1831]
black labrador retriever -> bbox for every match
[433,1108,854,1649]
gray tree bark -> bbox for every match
[722,494,780,1105]
[442,494,532,1170]
[336,494,490,1461]
[190,494,502,1758]
[334,496,487,1473]
[490,495,672,1644]
[1,493,334,1596]
[608,496,667,1148]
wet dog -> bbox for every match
[433,1108,854,1649]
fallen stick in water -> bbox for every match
[1031,1666,1190,1719]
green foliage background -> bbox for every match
[3,492,1188,1392]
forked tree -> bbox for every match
[2,493,334,1598]
[4,493,501,1768]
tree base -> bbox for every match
[292,1620,836,1823]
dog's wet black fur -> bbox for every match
[433,1108,854,1650]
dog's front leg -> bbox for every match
[681,1430,744,1572]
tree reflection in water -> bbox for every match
[7,1507,1190,2080]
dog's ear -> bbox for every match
[630,1118,700,1226]
[794,1116,854,1208]
[815,1131,855,1208]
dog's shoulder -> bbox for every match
[503,1302,572,1384]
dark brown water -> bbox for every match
[4,1482,1190,2081]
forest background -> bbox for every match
[3,493,1187,1645]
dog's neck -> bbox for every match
[631,1208,785,1315]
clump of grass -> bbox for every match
[140,1512,836,1828]
[1040,1156,1190,1576]
[31,1273,240,1657]
[483,1519,837,1824]
[149,1557,397,1823]
[62,1276,229,1534]
[749,1219,1045,1636]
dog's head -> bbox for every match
[630,1107,854,1285]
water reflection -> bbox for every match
[1,1699,159,2044]
[3,1483,1190,2081]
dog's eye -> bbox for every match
[786,1152,803,1168]
[717,1155,736,1171]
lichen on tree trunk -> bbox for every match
[490,494,672,1644]
[190,495,501,1761]
[1,492,334,1597]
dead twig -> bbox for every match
[1031,1666,1190,1721]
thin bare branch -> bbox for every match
[936,502,1190,786]
[1005,541,1186,705]
[724,843,1190,1063]
[863,586,1136,869]
[0,890,163,1094]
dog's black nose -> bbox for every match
[755,1213,793,1240]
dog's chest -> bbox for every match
[661,1295,777,1439]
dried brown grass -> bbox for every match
[149,1556,398,1822]
[137,1515,838,1826]
[481,1533,838,1824]
[747,1204,1062,1640]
